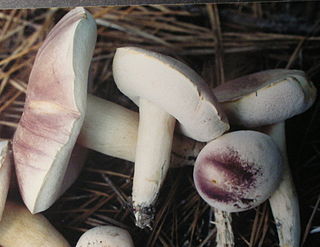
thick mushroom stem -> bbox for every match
[0,140,11,220]
[78,94,205,167]
[78,94,138,162]
[0,201,70,247]
[133,98,176,228]
[261,122,300,247]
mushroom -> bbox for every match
[76,225,134,247]
[212,69,317,247]
[0,201,70,247]
[12,7,97,213]
[193,130,283,212]
[0,140,11,220]
[112,47,229,228]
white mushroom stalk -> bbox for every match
[259,123,300,247]
[0,140,11,220]
[78,94,205,167]
[214,208,234,247]
[213,69,317,247]
[76,225,134,247]
[0,201,70,247]
[113,47,229,228]
[12,7,97,214]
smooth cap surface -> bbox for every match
[76,226,134,247]
[113,47,229,142]
[194,130,283,212]
[213,69,317,127]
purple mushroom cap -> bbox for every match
[194,130,283,212]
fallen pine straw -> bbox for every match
[0,3,320,246]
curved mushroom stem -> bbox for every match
[261,122,300,247]
[0,201,70,247]
[78,94,204,167]
[0,140,11,220]
[133,98,176,229]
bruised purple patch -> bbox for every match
[195,174,236,203]
[195,147,262,208]
[205,148,261,188]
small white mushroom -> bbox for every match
[0,140,11,220]
[0,201,70,247]
[76,225,134,247]
[113,47,229,228]
[12,7,97,213]
[193,130,283,212]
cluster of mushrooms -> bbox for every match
[0,7,317,247]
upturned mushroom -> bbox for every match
[193,130,283,212]
[76,225,134,247]
[0,201,70,247]
[0,140,11,220]
[12,7,97,213]
[113,47,229,228]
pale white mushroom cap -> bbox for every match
[76,226,134,247]
[213,69,317,127]
[193,130,283,212]
[113,47,229,142]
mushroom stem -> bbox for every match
[214,208,234,247]
[261,122,300,247]
[0,140,11,220]
[0,201,70,247]
[78,94,204,167]
[78,94,138,162]
[133,98,176,228]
